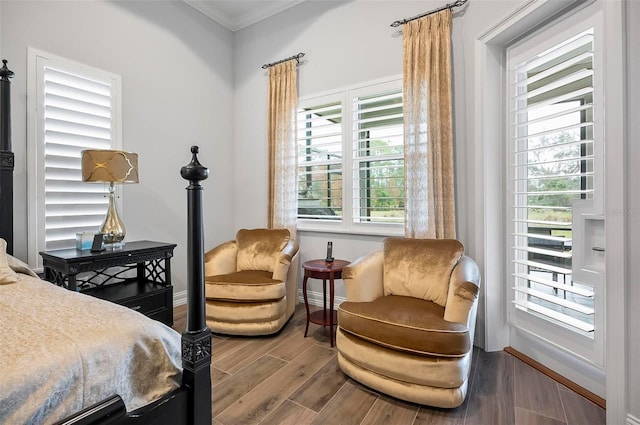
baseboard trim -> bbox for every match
[297,288,346,308]
[173,289,187,307]
[504,346,605,409]
[175,289,343,309]
[628,414,640,425]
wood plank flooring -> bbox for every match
[172,304,605,425]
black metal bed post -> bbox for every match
[0,60,14,254]
[180,145,212,425]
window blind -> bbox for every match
[43,67,114,250]
[352,89,404,224]
[510,29,595,334]
[297,101,343,220]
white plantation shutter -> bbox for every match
[44,68,113,249]
[510,30,595,334]
[28,50,122,267]
[297,99,343,220]
[352,88,403,224]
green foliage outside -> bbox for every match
[358,138,404,221]
[526,131,589,229]
[298,136,405,222]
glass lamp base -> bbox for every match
[101,184,126,245]
[104,241,125,250]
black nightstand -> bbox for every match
[40,240,176,326]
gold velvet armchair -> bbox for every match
[336,238,480,408]
[203,228,299,335]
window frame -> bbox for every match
[296,77,405,236]
[27,48,123,269]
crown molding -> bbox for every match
[183,0,306,32]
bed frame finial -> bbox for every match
[0,60,14,79]
[181,145,209,184]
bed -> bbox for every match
[0,60,212,425]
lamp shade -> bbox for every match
[81,150,139,183]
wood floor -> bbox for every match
[172,304,605,425]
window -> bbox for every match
[28,49,122,268]
[508,26,599,338]
[297,79,404,234]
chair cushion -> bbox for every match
[206,297,286,323]
[338,295,470,357]
[236,228,290,273]
[383,238,464,307]
[205,270,285,302]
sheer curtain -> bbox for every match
[267,60,298,238]
[403,9,456,239]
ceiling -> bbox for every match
[183,0,307,32]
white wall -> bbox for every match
[233,0,524,343]
[0,0,235,297]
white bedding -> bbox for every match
[0,258,182,425]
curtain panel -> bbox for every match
[403,9,456,239]
[267,60,298,238]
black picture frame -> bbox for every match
[90,233,105,252]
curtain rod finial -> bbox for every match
[390,0,469,27]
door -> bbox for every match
[506,2,605,384]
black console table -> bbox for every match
[40,240,176,326]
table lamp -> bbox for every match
[81,149,139,246]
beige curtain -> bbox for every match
[403,9,456,239]
[267,60,298,238]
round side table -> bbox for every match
[302,259,350,347]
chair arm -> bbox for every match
[273,239,300,282]
[204,240,237,276]
[443,255,481,326]
[342,250,384,302]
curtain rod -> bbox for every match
[261,53,305,69]
[390,0,468,27]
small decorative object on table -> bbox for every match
[75,231,97,250]
[325,241,334,263]
[90,233,105,252]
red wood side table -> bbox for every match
[302,259,350,347]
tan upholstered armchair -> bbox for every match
[203,228,299,336]
[336,238,480,408]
